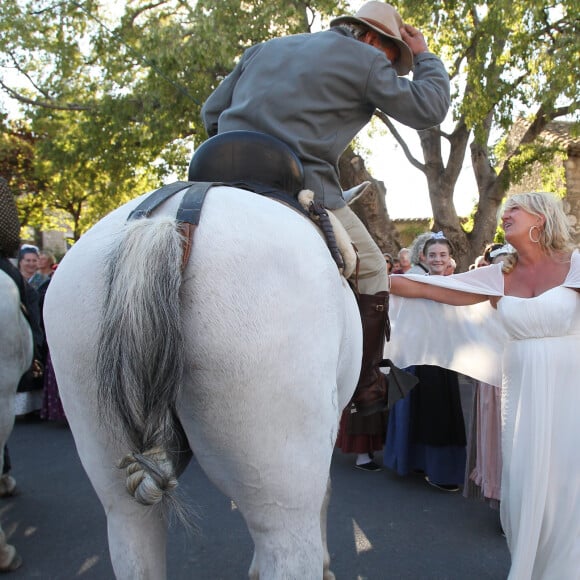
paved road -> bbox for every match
[3,402,510,579]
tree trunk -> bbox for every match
[338,147,401,254]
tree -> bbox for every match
[379,0,579,269]
[0,117,47,235]
[0,0,348,237]
[1,1,578,260]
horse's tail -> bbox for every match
[96,216,186,510]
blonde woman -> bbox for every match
[387,192,580,579]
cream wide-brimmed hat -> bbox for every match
[330,1,414,75]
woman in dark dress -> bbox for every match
[384,233,467,491]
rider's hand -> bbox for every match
[400,24,428,56]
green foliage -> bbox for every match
[0,120,45,228]
[0,0,578,246]
[0,0,349,236]
[398,0,579,142]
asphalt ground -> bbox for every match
[2,382,510,579]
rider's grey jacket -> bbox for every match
[201,27,450,209]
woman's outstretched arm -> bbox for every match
[390,275,490,306]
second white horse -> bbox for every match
[0,270,33,571]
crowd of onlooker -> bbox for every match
[0,178,66,425]
[9,243,66,423]
[336,229,509,528]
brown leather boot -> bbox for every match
[350,291,390,416]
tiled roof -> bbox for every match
[540,121,580,154]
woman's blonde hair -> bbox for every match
[499,192,574,272]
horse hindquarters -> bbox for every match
[45,186,362,579]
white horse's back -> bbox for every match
[44,185,361,579]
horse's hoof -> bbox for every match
[0,549,22,572]
[0,476,17,498]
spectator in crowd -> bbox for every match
[18,246,41,288]
[37,261,66,424]
[38,251,56,278]
[384,252,394,275]
[392,247,411,274]
[384,232,467,492]
[407,232,432,274]
[464,243,516,512]
[444,257,457,276]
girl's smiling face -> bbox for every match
[426,242,451,276]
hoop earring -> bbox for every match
[529,225,541,243]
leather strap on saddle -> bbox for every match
[127,181,220,271]
[307,201,345,271]
[175,182,218,270]
[127,181,194,221]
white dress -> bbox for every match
[386,251,580,580]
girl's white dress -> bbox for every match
[386,251,580,580]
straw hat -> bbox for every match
[330,1,413,75]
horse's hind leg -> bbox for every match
[0,474,16,497]
[186,377,338,580]
[253,476,334,580]
[0,451,20,572]
[321,477,335,580]
[75,430,170,579]
[54,383,170,579]
[105,501,168,579]
[0,527,21,572]
[0,447,15,497]
[246,507,325,580]
[76,427,170,579]
[247,477,334,580]
[0,401,20,571]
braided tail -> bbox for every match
[96,216,186,511]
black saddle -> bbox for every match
[188,131,305,197]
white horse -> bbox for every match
[0,269,33,571]
[44,184,362,579]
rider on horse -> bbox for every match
[201,2,450,415]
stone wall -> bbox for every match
[563,155,580,244]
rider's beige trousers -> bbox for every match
[331,205,388,296]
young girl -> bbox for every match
[384,233,467,492]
